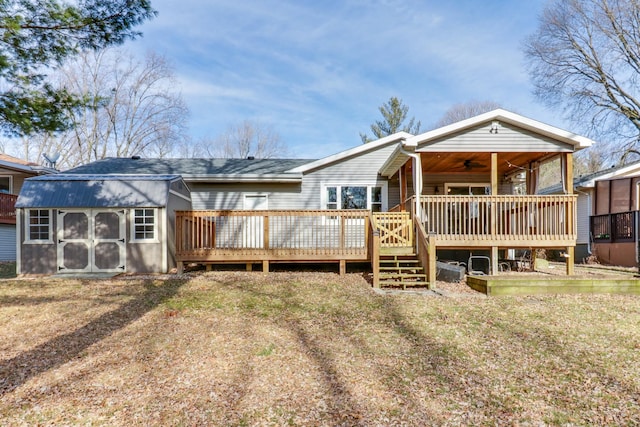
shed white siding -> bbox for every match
[0,224,16,261]
[576,191,592,245]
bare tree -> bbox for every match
[206,120,289,159]
[16,48,188,168]
[524,0,640,162]
[433,100,502,128]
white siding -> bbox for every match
[576,191,592,244]
[419,122,574,153]
[0,224,16,261]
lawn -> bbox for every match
[0,272,639,426]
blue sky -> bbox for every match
[130,0,555,159]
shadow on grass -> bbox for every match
[0,278,187,396]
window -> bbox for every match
[323,185,386,211]
[27,209,51,242]
[0,176,11,193]
[445,183,491,195]
[132,209,156,241]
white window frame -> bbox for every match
[0,175,12,193]
[130,208,158,243]
[321,183,388,212]
[445,182,491,195]
[243,194,269,211]
[25,209,53,243]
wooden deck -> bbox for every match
[175,195,578,280]
[467,275,640,296]
[175,209,373,273]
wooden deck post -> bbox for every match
[339,259,346,276]
[566,246,575,276]
[372,230,380,288]
[177,261,184,275]
[262,260,269,273]
[565,152,575,276]
[427,233,436,289]
[491,246,499,276]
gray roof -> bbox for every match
[16,174,184,208]
[65,157,315,181]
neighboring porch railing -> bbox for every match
[590,211,637,243]
[415,194,577,247]
[175,209,372,262]
[0,193,17,224]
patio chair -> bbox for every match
[467,255,491,275]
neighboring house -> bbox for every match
[0,154,55,261]
[15,175,191,274]
[16,109,595,284]
[586,161,640,267]
[540,160,640,264]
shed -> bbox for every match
[15,174,191,275]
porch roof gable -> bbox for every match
[405,109,595,152]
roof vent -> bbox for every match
[247,156,255,160]
[132,155,141,160]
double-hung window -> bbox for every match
[132,209,156,241]
[27,209,51,242]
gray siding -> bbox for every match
[299,143,399,209]
[18,209,57,274]
[0,224,15,261]
[126,208,164,273]
[166,191,192,270]
[420,122,575,153]
[189,143,400,211]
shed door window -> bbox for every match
[133,209,155,241]
[27,209,51,241]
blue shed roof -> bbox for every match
[16,174,185,208]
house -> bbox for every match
[0,154,55,261]
[585,161,640,267]
[540,160,640,264]
[15,175,191,274]
[16,109,595,285]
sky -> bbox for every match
[127,0,557,160]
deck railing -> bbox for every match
[0,193,17,224]
[175,209,371,262]
[590,211,637,243]
[416,194,577,247]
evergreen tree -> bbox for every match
[0,0,156,136]
[360,97,421,143]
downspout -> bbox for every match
[399,145,423,221]
[636,182,640,265]
[575,188,592,256]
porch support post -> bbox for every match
[399,164,408,211]
[262,260,269,272]
[490,153,498,275]
[491,246,499,276]
[339,259,346,276]
[428,233,436,289]
[565,152,575,275]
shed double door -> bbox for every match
[57,209,126,273]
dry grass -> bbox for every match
[1,272,639,426]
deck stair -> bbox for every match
[378,253,427,289]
